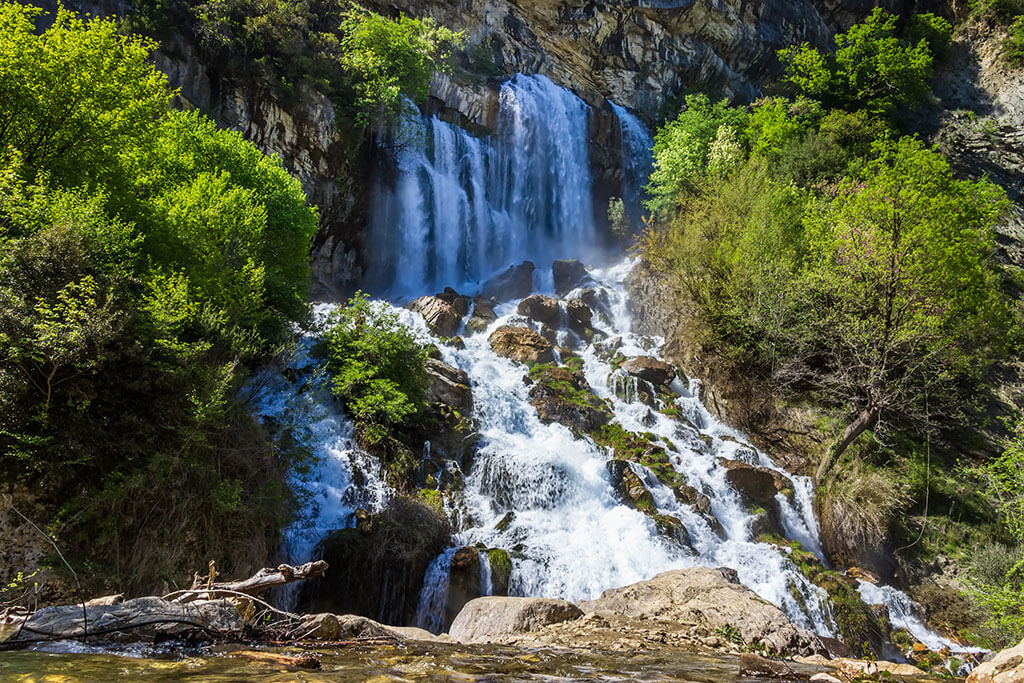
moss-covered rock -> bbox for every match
[487,548,512,595]
[528,363,612,434]
[606,459,657,512]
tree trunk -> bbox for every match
[815,405,880,483]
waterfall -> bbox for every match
[610,101,654,231]
[367,75,598,295]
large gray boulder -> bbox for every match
[621,356,677,386]
[449,596,583,643]
[517,294,560,327]
[425,358,473,414]
[579,567,824,656]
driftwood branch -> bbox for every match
[174,561,328,603]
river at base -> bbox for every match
[0,641,957,682]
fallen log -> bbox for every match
[167,561,328,603]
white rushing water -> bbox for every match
[610,101,655,231]
[260,74,961,654]
[402,260,835,635]
[367,74,599,294]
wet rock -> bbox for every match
[517,294,560,327]
[465,296,498,335]
[968,637,1024,683]
[482,261,535,301]
[576,287,611,319]
[299,613,342,640]
[11,597,242,644]
[621,356,676,386]
[652,513,692,548]
[720,460,794,506]
[488,325,555,365]
[437,287,471,316]
[579,567,825,657]
[738,652,805,679]
[528,365,612,434]
[447,546,483,629]
[299,497,450,626]
[407,295,463,338]
[425,358,473,414]
[566,298,593,334]
[607,460,656,512]
[673,483,725,537]
[833,658,927,678]
[486,548,512,596]
[553,259,590,296]
[449,596,583,644]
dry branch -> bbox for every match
[172,561,328,603]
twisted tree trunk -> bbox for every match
[815,405,880,483]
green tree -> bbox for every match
[0,3,170,187]
[805,138,1009,481]
[319,292,428,445]
[646,94,749,214]
[779,9,936,116]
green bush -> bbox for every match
[319,292,429,447]
[1006,16,1024,66]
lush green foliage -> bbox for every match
[0,2,316,587]
[967,420,1024,641]
[778,9,947,116]
[319,293,429,447]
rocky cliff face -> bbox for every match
[149,0,930,298]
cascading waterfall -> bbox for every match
[403,262,835,635]
[248,305,390,607]
[610,101,655,230]
[367,74,597,295]
[265,73,960,656]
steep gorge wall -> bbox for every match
[147,0,936,298]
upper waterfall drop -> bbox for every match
[366,74,599,295]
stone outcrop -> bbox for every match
[466,296,499,335]
[298,497,450,626]
[606,459,656,512]
[579,567,824,657]
[408,295,465,338]
[448,596,583,644]
[488,325,555,364]
[553,260,590,296]
[517,294,560,327]
[482,262,535,301]
[621,356,677,386]
[425,358,473,414]
[967,637,1024,683]
[528,365,612,433]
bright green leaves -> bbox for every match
[319,292,429,446]
[779,8,939,116]
[0,3,170,187]
[338,5,465,124]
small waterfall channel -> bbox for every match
[250,73,964,655]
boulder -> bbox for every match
[488,325,555,365]
[11,597,242,644]
[579,567,824,656]
[968,637,1024,683]
[720,460,794,507]
[552,260,590,296]
[606,460,656,513]
[446,546,483,629]
[465,296,498,335]
[482,262,535,301]
[407,295,463,338]
[298,497,450,626]
[425,358,473,414]
[738,653,804,679]
[566,298,593,334]
[621,356,676,386]
[437,287,471,316]
[528,365,611,433]
[517,294,560,327]
[449,596,583,644]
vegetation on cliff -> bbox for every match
[640,8,1022,646]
